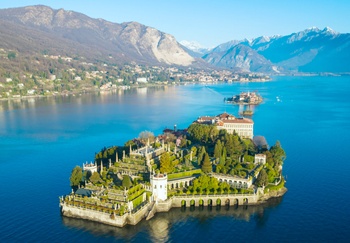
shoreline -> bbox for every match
[0,80,273,102]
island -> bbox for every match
[59,112,287,227]
[225,91,263,105]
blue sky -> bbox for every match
[1,0,349,47]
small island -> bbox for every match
[59,113,286,227]
[225,91,263,105]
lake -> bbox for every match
[1,76,350,242]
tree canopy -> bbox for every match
[270,141,286,166]
[255,169,268,187]
[201,153,212,173]
[122,175,132,188]
[160,152,174,173]
[89,172,101,184]
[188,124,218,143]
[70,166,82,187]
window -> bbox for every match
[154,185,157,189]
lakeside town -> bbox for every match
[0,51,270,101]
[60,112,286,227]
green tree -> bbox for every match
[222,147,227,160]
[90,172,101,184]
[270,141,286,167]
[225,136,235,157]
[160,152,173,173]
[201,153,212,173]
[187,123,216,143]
[197,146,206,165]
[7,51,16,60]
[70,166,82,187]
[122,175,132,188]
[180,137,188,148]
[214,140,222,159]
[208,126,219,143]
[255,169,268,187]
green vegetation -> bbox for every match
[265,178,285,193]
[89,172,101,184]
[122,175,132,189]
[201,153,212,173]
[160,152,173,173]
[132,194,145,209]
[63,116,286,222]
[70,166,83,187]
[255,169,268,187]
[167,169,202,180]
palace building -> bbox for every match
[195,112,254,139]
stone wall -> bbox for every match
[169,194,259,207]
[61,204,128,227]
[61,202,151,227]
[61,190,286,228]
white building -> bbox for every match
[196,112,254,139]
[254,154,266,164]
[150,172,167,202]
[83,162,98,174]
[136,77,148,83]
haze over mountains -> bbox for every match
[1,5,350,74]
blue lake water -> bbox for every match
[1,76,350,242]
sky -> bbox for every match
[1,0,349,48]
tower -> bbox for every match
[150,172,167,202]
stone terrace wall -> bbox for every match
[61,202,151,227]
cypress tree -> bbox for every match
[214,140,222,159]
[197,146,206,165]
[201,153,212,173]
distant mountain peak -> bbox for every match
[180,40,211,54]
[322,26,338,35]
[203,26,350,73]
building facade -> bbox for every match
[195,112,254,139]
[150,172,167,202]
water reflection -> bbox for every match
[62,197,283,241]
[0,86,168,112]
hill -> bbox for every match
[0,5,197,67]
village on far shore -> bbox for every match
[60,112,287,227]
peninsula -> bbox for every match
[60,113,286,227]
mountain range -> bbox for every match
[0,5,198,68]
[1,5,350,74]
[199,27,350,73]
